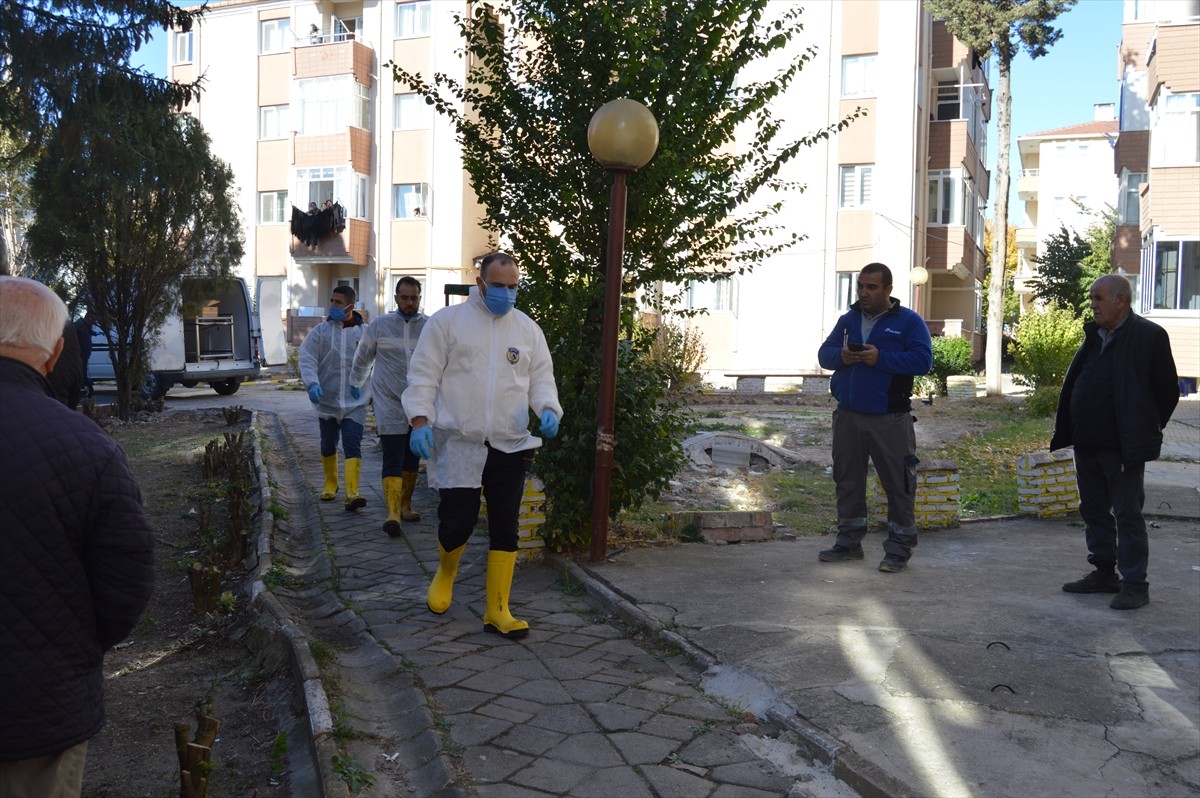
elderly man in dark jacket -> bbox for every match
[1051,274,1178,611]
[0,276,155,797]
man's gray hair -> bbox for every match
[0,276,68,356]
[1095,273,1133,302]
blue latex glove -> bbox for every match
[410,425,434,459]
[349,385,362,401]
[307,383,323,404]
[539,409,559,439]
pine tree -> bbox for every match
[0,0,201,163]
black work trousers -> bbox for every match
[1074,447,1148,589]
[437,445,531,553]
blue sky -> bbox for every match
[992,0,1125,208]
[130,0,1124,209]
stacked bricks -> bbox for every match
[516,476,548,564]
[671,511,774,544]
[872,459,961,528]
[1016,450,1079,517]
[479,476,548,564]
[946,375,977,400]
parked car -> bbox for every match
[87,277,264,399]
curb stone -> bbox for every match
[562,554,919,798]
[246,409,467,797]
[245,410,346,797]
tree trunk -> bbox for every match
[986,62,1013,396]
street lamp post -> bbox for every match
[910,265,929,317]
[586,98,659,564]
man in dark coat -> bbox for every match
[0,276,155,796]
[1052,274,1179,610]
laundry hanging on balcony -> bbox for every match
[291,203,347,249]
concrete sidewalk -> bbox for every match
[263,397,860,798]
[230,382,1198,797]
[584,516,1200,797]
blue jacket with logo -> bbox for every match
[817,298,932,414]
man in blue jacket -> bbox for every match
[816,263,933,573]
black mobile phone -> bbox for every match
[848,342,865,352]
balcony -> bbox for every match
[1016,226,1039,248]
[294,37,373,86]
[1016,169,1039,200]
[290,210,370,267]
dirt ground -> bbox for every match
[81,409,293,798]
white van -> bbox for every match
[88,277,265,399]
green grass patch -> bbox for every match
[760,462,838,535]
[926,406,1053,517]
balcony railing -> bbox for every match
[1016,169,1039,201]
[289,207,369,266]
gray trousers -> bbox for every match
[832,408,919,559]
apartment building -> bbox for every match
[687,1,991,380]
[1014,107,1119,313]
[170,0,988,378]
[1112,0,1199,384]
[169,0,488,361]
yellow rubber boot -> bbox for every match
[427,543,465,614]
[320,455,338,501]
[482,550,529,639]
[382,476,404,538]
[344,457,366,512]
[400,471,421,521]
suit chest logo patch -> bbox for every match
[507,347,521,365]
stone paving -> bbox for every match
[265,405,853,798]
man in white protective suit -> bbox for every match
[351,276,428,538]
[402,252,562,639]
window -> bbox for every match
[839,164,872,209]
[835,272,855,312]
[927,170,960,225]
[396,1,432,38]
[259,19,291,54]
[936,81,961,121]
[172,31,193,64]
[258,191,288,224]
[1150,91,1200,166]
[394,93,432,130]
[295,167,369,220]
[259,105,289,139]
[1146,240,1200,310]
[333,16,362,42]
[1118,171,1147,225]
[686,277,735,312]
[841,55,877,98]
[297,77,370,134]
[393,183,430,219]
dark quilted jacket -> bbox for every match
[0,356,155,761]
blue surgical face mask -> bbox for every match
[327,306,347,322]
[483,286,517,317]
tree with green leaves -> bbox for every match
[390,0,862,549]
[0,0,202,165]
[1031,209,1113,315]
[26,103,243,421]
[983,219,1020,332]
[926,0,1076,395]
